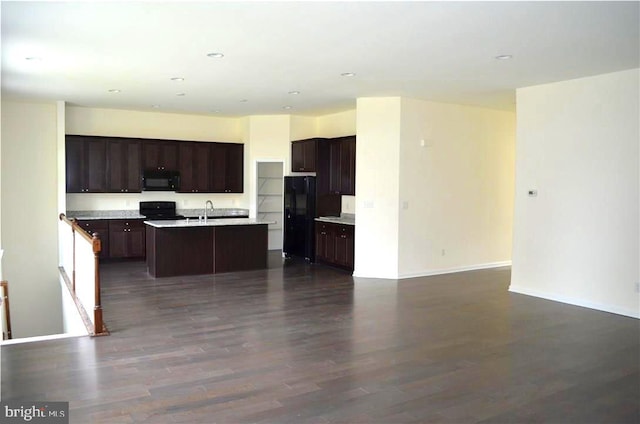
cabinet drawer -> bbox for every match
[109,219,145,232]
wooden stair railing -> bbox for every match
[59,213,108,336]
[1,281,12,340]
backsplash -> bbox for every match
[66,192,248,212]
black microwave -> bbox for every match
[142,170,180,191]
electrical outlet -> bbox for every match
[441,249,446,256]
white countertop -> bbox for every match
[144,218,275,228]
[315,216,355,226]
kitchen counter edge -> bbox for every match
[144,218,275,228]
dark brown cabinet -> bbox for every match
[142,140,178,171]
[291,138,322,172]
[178,142,212,193]
[68,136,244,194]
[315,221,354,271]
[211,143,244,193]
[66,136,107,193]
[109,219,145,259]
[328,136,356,196]
[76,220,110,259]
[107,138,141,193]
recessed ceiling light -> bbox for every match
[495,55,513,60]
[170,77,184,82]
[207,52,224,58]
[283,105,292,110]
[239,99,248,103]
[25,56,42,61]
[151,105,160,108]
[288,91,300,95]
[108,89,121,93]
[176,93,186,96]
[341,72,356,77]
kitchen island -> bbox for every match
[145,218,273,277]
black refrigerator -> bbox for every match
[283,176,316,261]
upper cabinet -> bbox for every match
[211,143,244,193]
[179,141,244,193]
[107,138,142,193]
[142,140,178,171]
[329,136,356,196]
[66,135,107,193]
[291,138,321,172]
[67,136,244,194]
[178,142,212,193]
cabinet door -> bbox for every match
[66,136,111,193]
[334,224,354,268]
[108,221,128,258]
[77,220,110,259]
[125,140,142,192]
[211,143,244,193]
[316,222,336,263]
[65,137,85,193]
[143,140,178,171]
[178,142,197,192]
[291,141,306,172]
[86,139,107,192]
[180,141,213,193]
[328,140,342,194]
[225,143,243,193]
[291,139,316,172]
[161,142,178,171]
[339,136,356,195]
[142,141,162,171]
[128,224,146,258]
[210,143,227,193]
[109,220,145,258]
[108,139,142,193]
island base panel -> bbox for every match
[147,227,214,277]
[213,225,268,273]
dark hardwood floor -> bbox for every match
[2,253,639,423]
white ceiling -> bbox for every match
[2,1,638,117]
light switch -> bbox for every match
[528,189,538,197]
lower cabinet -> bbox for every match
[109,219,146,258]
[315,221,354,271]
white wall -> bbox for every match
[65,106,248,211]
[317,110,356,138]
[354,98,402,278]
[398,98,515,277]
[511,69,640,318]
[354,97,515,280]
[1,100,63,337]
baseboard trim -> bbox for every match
[398,261,512,280]
[509,285,640,319]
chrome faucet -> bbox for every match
[204,200,214,221]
